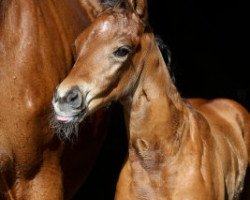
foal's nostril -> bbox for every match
[67,91,78,103]
[65,87,83,109]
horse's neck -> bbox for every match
[0,0,88,70]
[0,0,87,35]
[123,38,189,159]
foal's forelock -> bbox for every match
[101,0,126,9]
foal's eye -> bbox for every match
[113,46,132,58]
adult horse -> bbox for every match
[52,0,250,199]
[0,0,108,199]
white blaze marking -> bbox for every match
[100,21,110,33]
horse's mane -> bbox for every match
[155,36,171,66]
[155,36,176,83]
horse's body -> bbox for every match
[52,0,250,199]
[0,0,107,199]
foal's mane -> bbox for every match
[155,36,171,66]
[155,36,175,83]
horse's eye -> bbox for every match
[113,46,132,58]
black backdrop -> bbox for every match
[73,0,249,199]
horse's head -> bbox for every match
[52,0,149,126]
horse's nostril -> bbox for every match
[65,87,83,109]
[67,91,79,103]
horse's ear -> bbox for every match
[128,0,148,22]
[78,0,105,20]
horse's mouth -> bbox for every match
[55,115,75,123]
[54,108,88,124]
[51,112,85,140]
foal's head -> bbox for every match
[52,0,150,125]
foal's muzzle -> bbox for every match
[53,86,87,123]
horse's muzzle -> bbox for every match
[52,86,87,123]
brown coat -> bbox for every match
[0,0,107,199]
[52,0,250,199]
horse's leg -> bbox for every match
[115,162,135,200]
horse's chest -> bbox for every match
[128,149,170,199]
[129,165,166,199]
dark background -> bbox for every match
[73,0,249,199]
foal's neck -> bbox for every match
[122,35,188,158]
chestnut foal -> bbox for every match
[52,0,250,199]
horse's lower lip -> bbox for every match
[55,110,87,123]
[56,115,74,123]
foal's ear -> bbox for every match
[128,0,148,22]
[78,0,105,20]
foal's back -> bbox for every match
[189,98,250,198]
[189,98,250,157]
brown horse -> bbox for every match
[0,0,109,199]
[52,0,250,199]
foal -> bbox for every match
[52,0,250,199]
